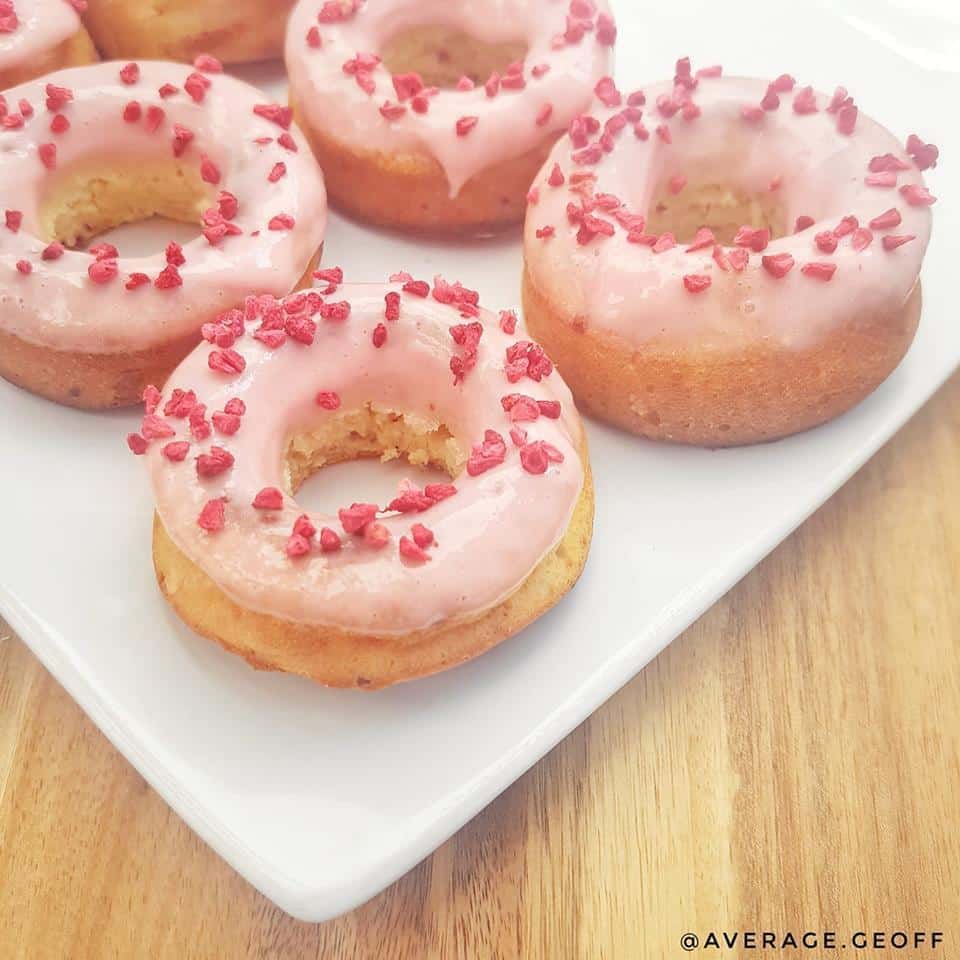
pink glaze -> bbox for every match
[0,0,80,76]
[285,0,614,197]
[0,61,327,353]
[524,68,936,351]
[142,280,586,635]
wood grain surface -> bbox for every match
[1,373,958,959]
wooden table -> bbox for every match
[2,374,958,959]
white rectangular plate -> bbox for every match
[2,1,957,923]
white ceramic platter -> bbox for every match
[1,0,957,922]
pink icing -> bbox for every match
[524,70,935,350]
[284,0,614,197]
[143,281,586,635]
[0,61,327,353]
[0,0,80,75]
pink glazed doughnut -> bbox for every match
[0,0,97,88]
[0,59,327,409]
[285,0,616,232]
[137,276,594,689]
[522,59,939,446]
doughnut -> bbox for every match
[0,0,97,87]
[80,0,297,66]
[285,0,616,232]
[0,60,327,409]
[133,275,593,689]
[523,60,938,445]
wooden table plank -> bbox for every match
[2,373,958,959]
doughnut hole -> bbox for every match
[645,181,788,246]
[380,26,527,88]
[37,159,209,250]
[285,405,464,509]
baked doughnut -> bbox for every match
[523,60,937,445]
[0,0,97,87]
[135,276,593,689]
[0,60,326,409]
[80,0,297,65]
[285,0,616,232]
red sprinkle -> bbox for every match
[870,153,910,173]
[196,446,234,478]
[208,349,246,375]
[145,105,165,132]
[794,216,815,233]
[155,265,183,289]
[399,536,430,563]
[372,323,387,348]
[315,390,341,410]
[45,83,73,111]
[212,411,241,435]
[815,231,838,253]
[761,253,795,278]
[869,208,902,230]
[499,309,517,334]
[126,272,150,290]
[197,499,226,532]
[123,100,142,123]
[193,54,223,73]
[882,234,915,251]
[253,487,284,510]
[15,260,32,275]
[42,242,64,260]
[456,115,478,136]
[905,134,939,171]
[339,502,378,535]
[734,225,770,252]
[162,441,191,462]
[50,114,70,134]
[141,413,175,440]
[268,161,287,182]
[253,103,293,129]
[293,514,316,539]
[801,261,837,281]
[319,527,342,552]
[127,434,148,455]
[836,104,858,136]
[88,259,118,284]
[851,227,873,252]
[5,210,22,233]
[269,213,295,230]
[119,62,140,85]
[685,227,715,252]
[467,429,507,476]
[792,86,818,115]
[683,274,711,294]
[200,155,221,185]
[286,534,311,558]
[384,290,401,321]
[900,184,936,206]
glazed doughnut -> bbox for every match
[0,60,326,409]
[285,0,615,232]
[523,60,938,445]
[0,0,97,87]
[80,0,297,65]
[135,276,593,689]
